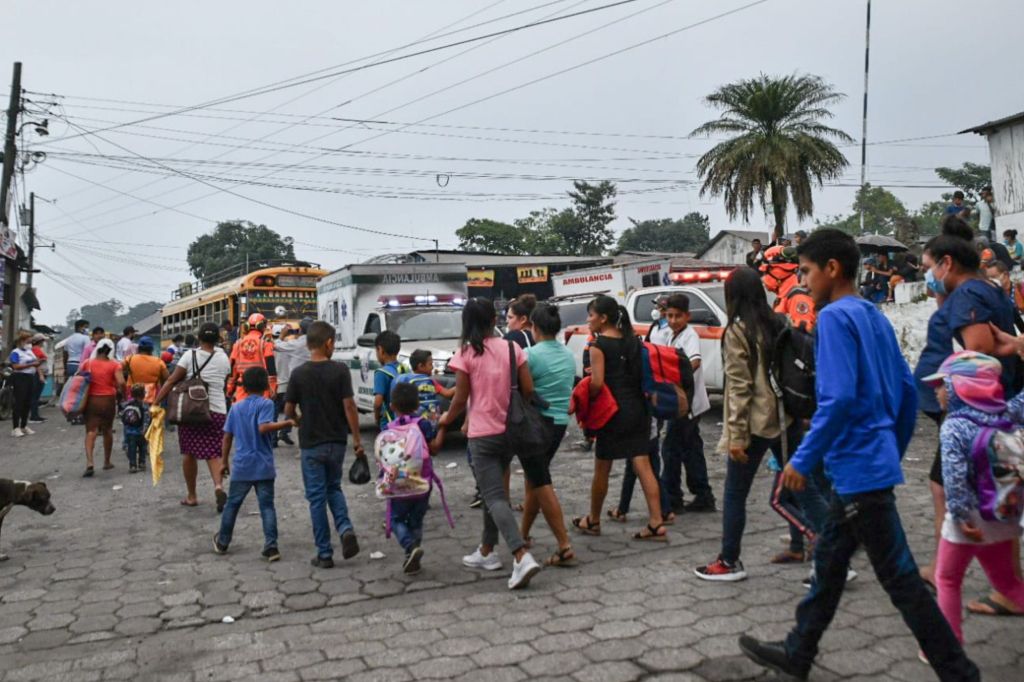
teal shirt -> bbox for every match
[526,340,575,425]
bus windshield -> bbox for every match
[385,308,463,341]
[246,290,318,318]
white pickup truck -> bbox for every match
[317,263,468,413]
[562,271,731,392]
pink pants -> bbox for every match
[935,538,1024,642]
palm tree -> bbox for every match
[691,74,852,237]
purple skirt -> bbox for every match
[177,411,227,460]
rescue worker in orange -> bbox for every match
[759,245,816,332]
[228,313,278,403]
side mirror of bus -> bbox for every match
[357,333,377,348]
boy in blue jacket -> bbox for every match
[738,229,979,682]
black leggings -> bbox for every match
[11,373,33,429]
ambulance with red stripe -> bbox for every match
[561,267,735,391]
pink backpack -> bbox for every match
[374,417,453,537]
[60,371,91,418]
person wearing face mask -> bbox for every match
[924,233,1023,619]
[8,331,41,438]
[759,246,816,332]
[647,295,670,339]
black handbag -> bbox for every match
[504,341,550,459]
[348,455,371,485]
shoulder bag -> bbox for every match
[504,341,550,460]
[167,350,216,426]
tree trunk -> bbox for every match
[770,182,787,242]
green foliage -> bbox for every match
[935,162,991,203]
[455,218,524,254]
[64,299,162,336]
[187,220,296,284]
[455,181,618,256]
[816,184,907,236]
[616,213,711,253]
[691,73,852,231]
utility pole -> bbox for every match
[0,62,21,225]
[858,1,871,235]
[27,191,34,291]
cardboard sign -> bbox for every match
[516,265,548,284]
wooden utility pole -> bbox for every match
[27,191,34,291]
[0,62,21,225]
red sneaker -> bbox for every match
[695,557,747,582]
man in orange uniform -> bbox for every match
[228,313,278,403]
[760,245,816,332]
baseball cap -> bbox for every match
[30,333,46,343]
[272,324,284,338]
[921,350,1006,413]
[137,336,155,349]
[299,317,313,334]
[651,294,670,307]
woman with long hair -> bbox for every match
[695,267,786,581]
[80,339,125,477]
[154,322,232,509]
[572,295,667,542]
[505,294,537,349]
[438,298,543,590]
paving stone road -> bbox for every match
[0,404,1021,681]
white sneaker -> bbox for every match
[803,567,858,589]
[12,428,24,438]
[22,426,35,435]
[462,546,502,571]
[508,552,541,590]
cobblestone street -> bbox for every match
[1,406,1022,681]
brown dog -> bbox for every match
[0,479,56,561]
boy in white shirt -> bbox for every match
[651,293,715,514]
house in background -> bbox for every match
[962,111,1024,231]
[696,230,771,265]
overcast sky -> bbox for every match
[5,0,1022,326]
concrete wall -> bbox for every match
[989,122,1024,231]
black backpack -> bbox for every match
[769,316,817,421]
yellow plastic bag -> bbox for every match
[146,406,166,486]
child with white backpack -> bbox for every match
[923,351,1024,647]
[375,382,451,575]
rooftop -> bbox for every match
[960,111,1024,135]
[407,249,612,268]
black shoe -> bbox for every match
[684,496,717,513]
[129,465,138,474]
[403,546,424,575]
[28,417,45,424]
[262,547,281,562]
[213,534,228,555]
[341,531,360,560]
[738,636,809,681]
[280,434,295,446]
[215,488,227,513]
[310,556,334,568]
[469,493,483,509]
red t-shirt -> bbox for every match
[81,358,120,397]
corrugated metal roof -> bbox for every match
[960,111,1024,135]
[696,229,773,258]
[408,250,612,267]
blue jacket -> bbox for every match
[790,296,917,496]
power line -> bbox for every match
[39,0,642,144]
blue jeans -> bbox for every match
[785,488,978,681]
[125,434,148,468]
[660,416,712,508]
[618,433,663,515]
[391,495,430,553]
[301,442,353,559]
[217,479,278,551]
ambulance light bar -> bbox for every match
[378,294,466,308]
[668,269,733,283]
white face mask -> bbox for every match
[650,309,662,322]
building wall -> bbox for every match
[702,235,753,265]
[989,123,1024,230]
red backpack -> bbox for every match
[640,341,694,420]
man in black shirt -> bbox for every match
[285,321,366,568]
[745,238,765,269]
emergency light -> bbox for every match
[377,294,466,307]
[668,269,734,283]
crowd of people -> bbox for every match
[10,192,1024,679]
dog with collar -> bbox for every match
[0,479,56,561]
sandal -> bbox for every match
[103,463,114,470]
[82,467,94,478]
[180,499,199,507]
[215,488,227,513]
[967,595,1024,617]
[571,515,601,536]
[546,547,578,567]
[606,508,627,523]
[633,523,668,542]
[662,512,677,526]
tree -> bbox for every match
[935,162,991,203]
[187,220,296,284]
[564,180,617,255]
[617,213,711,253]
[455,218,525,254]
[64,298,163,336]
[816,184,908,236]
[691,74,852,236]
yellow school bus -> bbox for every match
[161,263,326,345]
